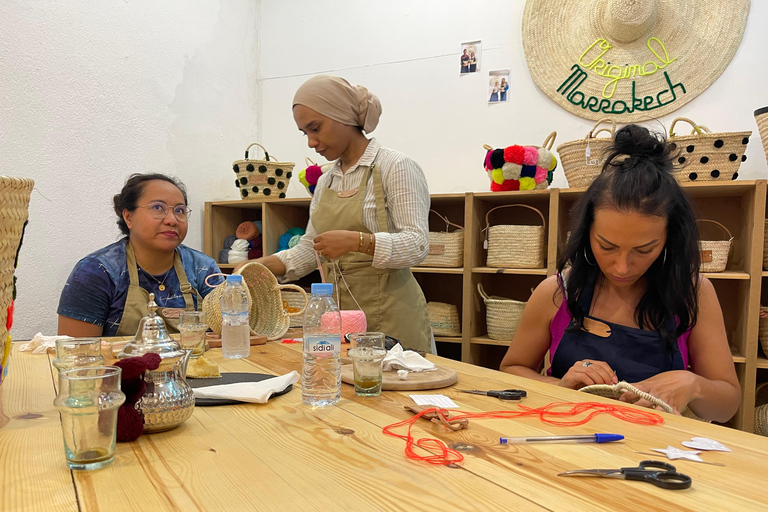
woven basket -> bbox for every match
[764,220,768,271]
[668,118,751,183]
[232,143,295,200]
[485,204,546,269]
[478,283,526,341]
[697,219,733,273]
[755,382,768,436]
[754,107,768,167]
[427,302,461,337]
[580,382,675,414]
[0,176,34,384]
[281,289,308,328]
[759,307,768,358]
[416,210,464,268]
[557,118,616,189]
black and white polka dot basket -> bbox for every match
[232,143,294,200]
[668,117,751,183]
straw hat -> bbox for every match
[522,0,750,122]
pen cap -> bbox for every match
[594,433,624,443]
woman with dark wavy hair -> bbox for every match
[500,125,740,422]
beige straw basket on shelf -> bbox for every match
[427,302,461,337]
[759,307,768,358]
[755,382,768,436]
[281,289,308,328]
[697,219,733,273]
[477,283,527,341]
[484,204,546,269]
[753,107,768,166]
[668,118,751,183]
[232,143,295,200]
[0,176,34,384]
[557,118,616,189]
[416,209,464,268]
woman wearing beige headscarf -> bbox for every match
[237,75,434,353]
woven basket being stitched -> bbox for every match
[753,107,768,167]
[485,204,546,269]
[281,289,308,328]
[416,209,464,268]
[427,302,461,337]
[478,283,526,341]
[557,118,616,189]
[697,219,733,273]
[232,143,295,200]
[668,118,751,183]
[579,382,675,414]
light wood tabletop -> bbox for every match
[2,338,768,511]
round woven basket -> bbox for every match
[232,143,295,200]
[485,204,546,269]
[668,118,751,183]
[759,307,768,358]
[753,107,768,167]
[281,289,308,328]
[478,283,526,341]
[557,118,616,189]
[579,382,675,414]
[427,302,461,337]
[755,382,768,436]
[417,209,464,268]
[697,219,733,273]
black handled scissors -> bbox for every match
[558,460,692,490]
[455,389,527,400]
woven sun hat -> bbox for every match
[522,0,751,122]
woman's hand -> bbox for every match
[619,371,699,415]
[557,360,618,389]
[313,230,358,259]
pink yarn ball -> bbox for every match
[535,166,548,184]
[484,150,493,171]
[305,165,323,185]
[523,147,539,166]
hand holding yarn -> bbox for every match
[558,359,618,389]
[313,230,359,260]
[619,370,697,415]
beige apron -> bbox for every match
[312,160,433,353]
[115,242,200,336]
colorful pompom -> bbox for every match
[490,149,505,169]
[547,170,554,183]
[501,179,520,191]
[537,147,552,168]
[501,163,522,181]
[535,166,548,184]
[535,179,548,190]
[521,165,536,178]
[523,146,539,166]
[299,169,309,188]
[550,157,557,171]
[519,177,536,190]
[491,169,505,184]
[484,150,493,171]
[305,165,323,185]
[503,145,525,165]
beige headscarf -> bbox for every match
[293,75,382,134]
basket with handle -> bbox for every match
[755,381,768,436]
[668,118,751,183]
[557,118,617,189]
[281,289,309,328]
[697,219,733,273]
[427,302,461,337]
[477,283,527,341]
[754,107,768,167]
[232,143,295,200]
[416,209,464,268]
[484,204,546,269]
[483,131,558,192]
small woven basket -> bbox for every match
[697,219,733,273]
[755,382,768,436]
[668,118,751,183]
[557,118,616,189]
[485,204,546,269]
[281,289,308,328]
[580,382,675,414]
[759,307,768,358]
[478,283,526,341]
[232,143,295,200]
[0,176,34,384]
[416,209,464,268]
[427,302,461,337]
[754,107,768,167]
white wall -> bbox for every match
[2,0,767,339]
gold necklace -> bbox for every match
[141,266,172,291]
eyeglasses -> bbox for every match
[138,201,191,221]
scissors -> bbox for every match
[455,389,527,400]
[558,460,692,490]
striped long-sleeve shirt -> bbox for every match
[276,138,431,281]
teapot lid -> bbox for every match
[117,293,184,359]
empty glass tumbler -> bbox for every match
[52,338,105,371]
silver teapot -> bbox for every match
[116,293,195,433]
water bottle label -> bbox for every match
[307,337,340,356]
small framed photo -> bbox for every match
[460,40,481,75]
[488,69,510,103]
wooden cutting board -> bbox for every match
[341,364,458,391]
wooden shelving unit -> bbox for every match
[204,180,768,433]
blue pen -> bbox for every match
[499,433,624,444]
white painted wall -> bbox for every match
[2,0,767,339]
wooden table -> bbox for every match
[2,339,768,511]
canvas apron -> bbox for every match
[312,160,433,353]
[551,272,685,382]
[115,242,200,336]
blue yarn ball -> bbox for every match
[223,235,237,249]
[287,227,305,237]
[308,184,316,195]
[278,232,293,250]
[253,220,262,234]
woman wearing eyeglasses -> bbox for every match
[57,173,221,336]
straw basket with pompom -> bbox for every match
[232,143,295,200]
[483,132,558,192]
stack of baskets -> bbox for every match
[416,209,464,268]
[484,204,546,269]
[668,118,751,183]
[477,283,527,341]
[557,118,616,189]
[232,143,295,200]
[426,302,461,337]
[697,219,733,273]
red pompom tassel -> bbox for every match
[503,145,525,165]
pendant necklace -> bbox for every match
[141,266,171,291]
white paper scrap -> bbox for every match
[409,395,459,408]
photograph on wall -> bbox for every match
[488,69,510,103]
[460,41,481,75]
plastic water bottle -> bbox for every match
[220,274,250,359]
[302,282,342,406]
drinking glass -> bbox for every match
[52,338,105,371]
[53,367,125,470]
[179,311,208,358]
[347,332,387,396]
